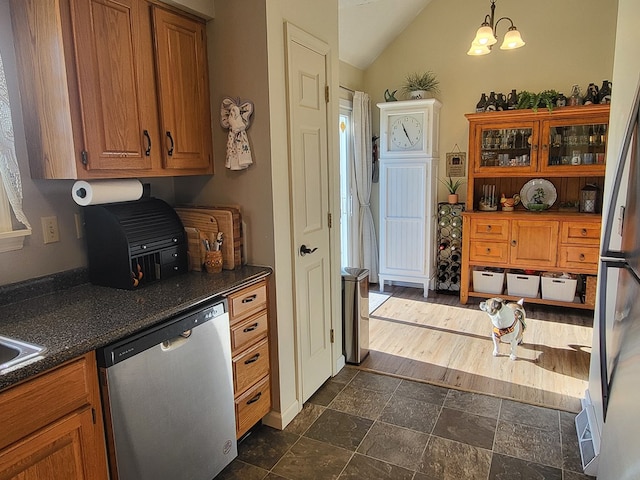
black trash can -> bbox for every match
[341,267,370,364]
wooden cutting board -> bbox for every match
[175,208,219,272]
[176,206,243,270]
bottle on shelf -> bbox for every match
[583,83,599,105]
[569,84,582,106]
[439,241,449,251]
[598,80,612,104]
[485,92,497,111]
[475,93,487,113]
[507,89,518,110]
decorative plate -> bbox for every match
[520,178,557,211]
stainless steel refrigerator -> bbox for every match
[577,77,640,477]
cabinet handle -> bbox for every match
[579,253,585,261]
[246,392,262,405]
[166,131,174,156]
[244,353,260,365]
[532,144,538,150]
[511,240,517,247]
[242,294,258,304]
[143,130,151,156]
[581,229,588,236]
[486,225,492,232]
[485,248,491,254]
[243,323,259,333]
[542,144,548,150]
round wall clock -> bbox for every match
[390,113,424,151]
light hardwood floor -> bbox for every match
[358,286,594,412]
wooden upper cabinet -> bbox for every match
[10,0,213,179]
[153,7,213,171]
[72,0,155,172]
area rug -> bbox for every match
[358,293,593,412]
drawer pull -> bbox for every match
[244,353,260,365]
[581,229,588,236]
[242,294,258,304]
[486,225,492,232]
[243,323,259,333]
[486,248,491,254]
[511,240,517,247]
[246,392,262,405]
[579,253,585,261]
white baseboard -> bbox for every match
[262,398,301,431]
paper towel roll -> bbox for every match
[72,179,143,206]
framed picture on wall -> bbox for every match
[446,151,466,177]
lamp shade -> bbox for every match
[500,28,525,50]
[467,43,491,56]
[472,25,497,46]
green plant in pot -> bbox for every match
[517,89,560,112]
[401,71,440,100]
[441,177,465,204]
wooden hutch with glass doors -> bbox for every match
[461,104,609,309]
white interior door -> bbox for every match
[285,23,333,402]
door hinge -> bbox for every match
[81,150,88,166]
[330,328,334,343]
[328,212,332,228]
[325,85,329,103]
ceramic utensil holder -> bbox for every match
[204,250,223,273]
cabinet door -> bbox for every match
[540,112,609,175]
[152,7,213,171]
[0,408,102,480]
[72,0,156,172]
[510,220,559,267]
[470,121,539,174]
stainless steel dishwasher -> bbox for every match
[97,298,237,480]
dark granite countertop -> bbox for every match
[0,265,271,391]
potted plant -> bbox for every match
[401,71,440,100]
[441,177,465,204]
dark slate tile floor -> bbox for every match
[216,368,594,480]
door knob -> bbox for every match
[299,244,318,256]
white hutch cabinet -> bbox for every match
[377,99,441,297]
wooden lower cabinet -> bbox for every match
[227,279,272,438]
[0,353,108,480]
[461,212,601,309]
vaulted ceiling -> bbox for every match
[339,0,433,70]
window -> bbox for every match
[0,49,31,252]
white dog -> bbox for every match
[479,298,527,360]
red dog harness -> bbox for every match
[492,310,526,339]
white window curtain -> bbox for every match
[0,49,31,233]
[352,91,378,283]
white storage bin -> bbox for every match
[473,269,505,294]
[541,275,577,302]
[507,273,540,298]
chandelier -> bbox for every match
[467,0,525,56]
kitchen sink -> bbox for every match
[0,335,46,373]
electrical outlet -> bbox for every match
[74,213,84,239]
[41,216,60,244]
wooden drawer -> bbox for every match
[228,281,267,323]
[231,311,268,353]
[469,241,509,264]
[469,218,510,241]
[559,246,599,271]
[0,355,92,451]
[235,375,271,438]
[233,338,270,395]
[561,221,601,245]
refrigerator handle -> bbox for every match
[601,74,640,258]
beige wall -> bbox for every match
[363,0,617,217]
[339,60,365,92]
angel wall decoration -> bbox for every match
[220,97,254,170]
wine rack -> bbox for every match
[436,202,465,293]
